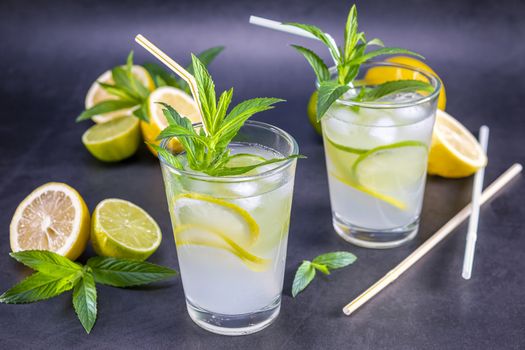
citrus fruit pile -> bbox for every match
[81,66,201,162]
[10,182,162,261]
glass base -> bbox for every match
[186,296,281,336]
[333,215,419,249]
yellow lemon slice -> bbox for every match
[428,109,487,178]
[91,199,162,261]
[85,66,154,124]
[364,56,447,110]
[173,193,259,247]
[10,182,90,260]
[142,86,201,155]
[174,224,269,272]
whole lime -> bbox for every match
[307,91,322,135]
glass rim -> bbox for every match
[158,120,299,183]
[315,61,442,109]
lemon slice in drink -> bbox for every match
[142,86,201,155]
[91,199,162,261]
[85,66,154,124]
[173,193,259,247]
[174,224,269,272]
[10,182,90,260]
[82,116,141,162]
[427,110,487,178]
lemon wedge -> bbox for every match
[142,86,201,155]
[428,109,487,178]
[10,182,90,260]
[85,66,154,124]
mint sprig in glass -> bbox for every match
[136,37,301,335]
[286,4,441,248]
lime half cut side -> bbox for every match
[91,199,162,261]
[352,141,428,208]
[82,116,141,162]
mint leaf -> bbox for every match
[292,261,316,297]
[291,45,330,82]
[360,80,434,102]
[73,269,97,334]
[312,251,357,269]
[132,102,149,122]
[317,80,350,121]
[9,251,82,278]
[143,62,180,89]
[147,143,184,170]
[311,262,331,275]
[186,46,225,75]
[191,53,217,134]
[213,88,233,132]
[76,100,137,122]
[210,155,305,176]
[343,4,358,61]
[98,82,139,102]
[285,23,340,63]
[0,272,77,304]
[346,47,424,66]
[217,98,284,145]
[87,257,177,287]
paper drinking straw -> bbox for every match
[343,163,522,316]
[134,34,205,126]
[462,125,490,279]
[249,15,339,64]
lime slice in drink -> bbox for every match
[82,116,141,162]
[174,224,269,272]
[352,141,427,204]
[91,199,162,261]
[173,193,259,247]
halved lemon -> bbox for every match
[427,110,487,178]
[91,199,162,261]
[85,66,154,124]
[364,56,447,110]
[10,182,90,260]
[142,86,201,155]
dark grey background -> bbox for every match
[1,0,524,349]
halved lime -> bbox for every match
[352,141,428,194]
[91,199,162,261]
[174,224,269,272]
[82,116,141,162]
[173,193,259,247]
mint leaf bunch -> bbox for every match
[0,251,177,334]
[292,251,357,297]
[287,4,434,121]
[76,47,223,123]
[76,51,151,122]
[154,55,304,176]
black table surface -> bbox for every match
[1,0,524,349]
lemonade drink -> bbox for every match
[159,121,298,335]
[321,63,441,248]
